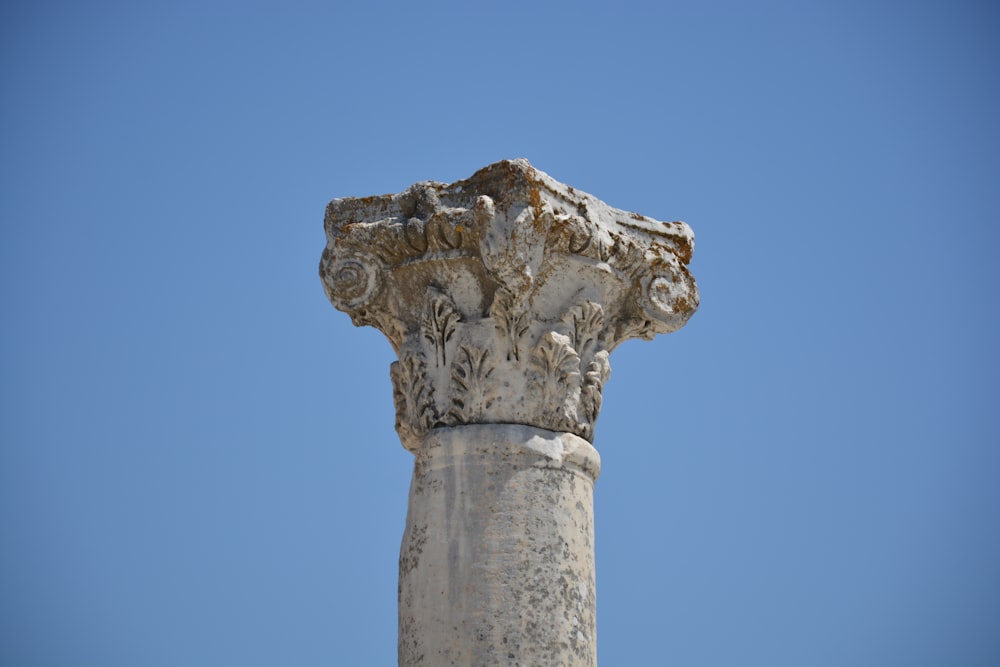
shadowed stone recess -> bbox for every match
[319,159,698,666]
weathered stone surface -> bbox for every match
[399,424,599,667]
[320,159,698,667]
[320,159,699,450]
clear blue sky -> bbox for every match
[2,1,998,665]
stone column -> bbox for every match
[320,159,698,666]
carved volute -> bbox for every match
[320,159,699,451]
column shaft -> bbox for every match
[398,424,600,667]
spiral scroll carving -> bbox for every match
[637,265,698,333]
[646,275,679,314]
[322,254,381,310]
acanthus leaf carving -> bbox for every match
[390,354,436,451]
[448,346,497,425]
[579,350,611,440]
[529,332,581,430]
[490,288,530,362]
[564,301,605,364]
[421,288,461,367]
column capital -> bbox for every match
[320,159,698,450]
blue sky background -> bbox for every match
[2,1,998,665]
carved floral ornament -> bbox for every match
[320,159,699,451]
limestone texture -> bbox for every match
[321,159,699,450]
[399,425,599,666]
[320,159,698,666]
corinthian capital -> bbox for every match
[320,159,698,450]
